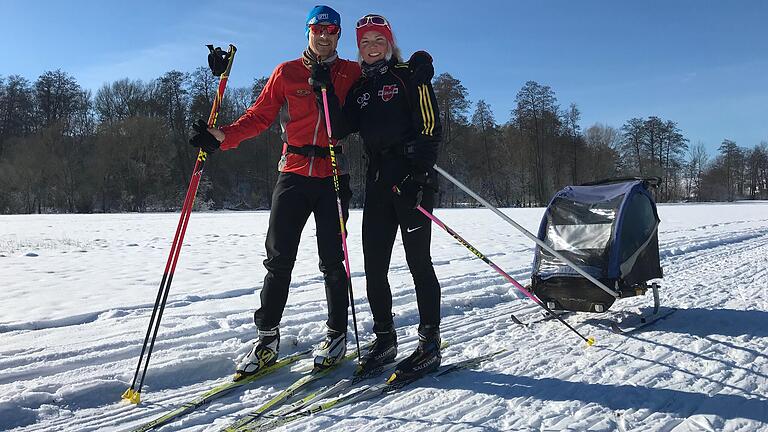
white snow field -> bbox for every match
[1,203,767,432]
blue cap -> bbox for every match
[305,5,341,38]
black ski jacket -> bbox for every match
[326,56,442,186]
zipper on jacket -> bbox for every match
[309,109,323,177]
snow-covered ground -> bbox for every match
[1,203,767,431]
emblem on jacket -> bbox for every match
[378,85,398,102]
[358,92,370,108]
[296,89,311,96]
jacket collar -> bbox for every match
[302,49,338,70]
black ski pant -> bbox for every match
[254,172,351,333]
[362,176,441,333]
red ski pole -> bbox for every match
[122,44,237,404]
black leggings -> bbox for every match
[254,172,351,333]
[362,176,441,333]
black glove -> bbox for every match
[408,50,434,84]
[310,62,334,98]
[207,45,230,77]
[392,171,429,209]
[403,141,434,173]
[189,119,221,153]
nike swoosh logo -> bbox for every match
[406,226,423,233]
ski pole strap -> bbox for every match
[207,45,231,77]
[285,144,343,158]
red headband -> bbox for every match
[355,16,393,48]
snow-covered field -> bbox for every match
[1,203,767,432]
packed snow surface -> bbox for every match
[1,203,767,431]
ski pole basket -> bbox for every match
[531,177,663,312]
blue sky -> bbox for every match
[3,0,767,153]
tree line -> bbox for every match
[1,68,766,214]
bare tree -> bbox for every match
[513,80,559,204]
[745,142,768,199]
[471,100,505,204]
[718,139,742,201]
[94,78,152,123]
[620,118,646,175]
[432,73,469,206]
[659,120,688,200]
[685,142,709,201]
[0,75,36,156]
[154,71,192,187]
[563,103,582,184]
[584,123,620,181]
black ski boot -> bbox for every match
[234,326,279,380]
[356,323,397,376]
[388,324,441,384]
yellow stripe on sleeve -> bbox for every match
[418,85,430,136]
[421,84,435,136]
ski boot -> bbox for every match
[234,326,279,381]
[356,323,397,376]
[313,326,347,370]
[387,324,441,384]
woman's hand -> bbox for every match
[408,50,434,84]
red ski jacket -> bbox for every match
[219,57,361,178]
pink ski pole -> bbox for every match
[413,203,594,346]
[320,85,362,360]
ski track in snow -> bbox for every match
[1,204,767,431]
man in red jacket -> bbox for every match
[190,5,361,378]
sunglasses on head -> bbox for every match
[308,24,340,35]
[356,15,389,29]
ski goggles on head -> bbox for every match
[356,15,390,29]
[308,24,340,35]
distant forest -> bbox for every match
[1,67,766,214]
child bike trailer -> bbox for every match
[531,177,663,313]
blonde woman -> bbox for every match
[313,14,443,381]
